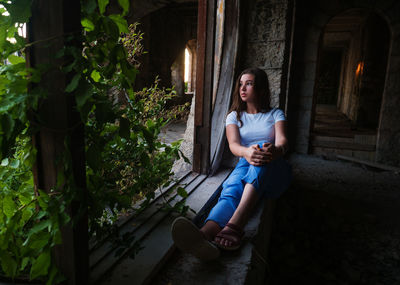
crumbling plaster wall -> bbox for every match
[287,0,400,167]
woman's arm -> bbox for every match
[226,124,268,166]
[262,120,288,162]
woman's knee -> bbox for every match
[220,185,243,201]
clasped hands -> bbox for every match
[244,143,281,166]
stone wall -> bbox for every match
[242,0,291,109]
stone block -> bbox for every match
[247,2,288,42]
[392,23,400,40]
[295,142,309,154]
[388,55,400,72]
[298,95,314,111]
[298,79,316,99]
[295,129,310,145]
[264,69,282,107]
[293,109,312,130]
[376,129,400,166]
[302,61,317,80]
[305,24,323,44]
[383,71,400,94]
[390,33,400,55]
[245,41,286,68]
[303,41,319,62]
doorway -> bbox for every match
[310,10,390,161]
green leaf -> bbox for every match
[108,14,129,34]
[3,0,32,23]
[81,18,95,32]
[46,265,59,285]
[65,73,81,93]
[7,54,25,64]
[20,257,30,271]
[3,196,16,218]
[10,159,20,169]
[98,0,110,14]
[0,250,17,277]
[177,187,188,198]
[1,158,9,166]
[30,250,51,280]
[37,190,49,210]
[28,219,51,237]
[52,229,62,245]
[29,232,51,249]
[82,0,97,14]
[90,69,101,82]
[118,0,130,15]
[75,83,93,109]
[1,114,15,140]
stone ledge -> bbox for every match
[152,190,278,284]
[96,168,232,285]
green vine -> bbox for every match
[0,0,188,283]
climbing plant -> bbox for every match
[0,0,187,283]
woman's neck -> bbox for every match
[246,103,258,114]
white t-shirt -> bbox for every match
[225,108,286,147]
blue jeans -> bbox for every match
[205,142,292,228]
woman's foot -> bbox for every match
[213,223,244,251]
[171,217,220,261]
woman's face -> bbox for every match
[239,73,256,103]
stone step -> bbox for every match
[311,135,376,151]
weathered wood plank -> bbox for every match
[209,0,241,174]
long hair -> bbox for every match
[228,67,271,127]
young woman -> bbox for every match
[171,67,292,260]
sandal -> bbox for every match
[214,223,244,251]
[171,217,220,261]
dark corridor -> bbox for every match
[310,10,390,162]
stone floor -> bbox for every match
[159,121,187,145]
[268,155,400,285]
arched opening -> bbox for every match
[311,9,390,161]
[184,39,196,94]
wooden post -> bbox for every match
[193,0,216,174]
[27,1,88,284]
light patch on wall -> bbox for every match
[184,48,189,83]
[356,61,364,77]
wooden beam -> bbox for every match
[193,0,216,174]
[28,1,88,284]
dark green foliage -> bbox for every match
[0,0,187,283]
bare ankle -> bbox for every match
[200,221,222,241]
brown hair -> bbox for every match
[228,67,271,127]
